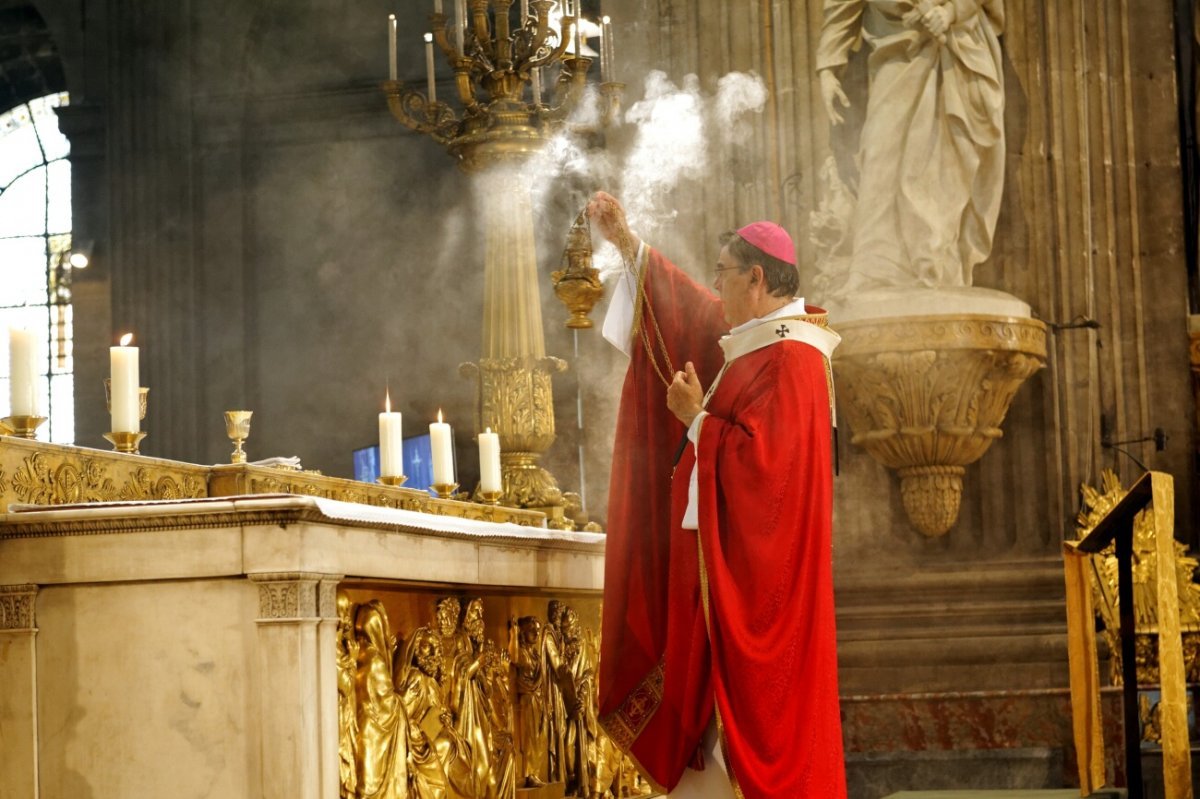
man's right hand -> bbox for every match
[819,69,850,126]
[586,191,639,262]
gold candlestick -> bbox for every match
[103,430,147,454]
[1,415,47,439]
[478,489,502,505]
[377,475,408,487]
[223,410,253,464]
[431,482,459,500]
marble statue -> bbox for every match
[817,0,1006,299]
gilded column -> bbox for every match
[250,572,342,799]
[0,585,39,799]
[460,162,567,514]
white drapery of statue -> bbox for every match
[816,0,1006,297]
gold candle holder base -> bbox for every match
[431,482,459,500]
[377,475,408,487]
[1,415,47,439]
[103,431,147,454]
[478,489,502,505]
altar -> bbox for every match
[0,438,610,799]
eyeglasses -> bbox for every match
[712,265,747,276]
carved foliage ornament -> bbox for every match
[834,315,1047,536]
[0,585,37,630]
[5,451,205,509]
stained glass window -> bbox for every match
[0,92,74,443]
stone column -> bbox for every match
[250,573,342,799]
[0,585,39,799]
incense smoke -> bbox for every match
[524,69,769,280]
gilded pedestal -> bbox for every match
[834,314,1047,536]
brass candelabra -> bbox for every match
[384,0,620,524]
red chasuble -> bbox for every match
[598,247,847,798]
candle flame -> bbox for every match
[389,13,396,20]
[385,390,392,413]
[424,32,433,43]
[437,409,443,423]
[485,426,491,434]
[119,333,133,346]
[603,14,611,23]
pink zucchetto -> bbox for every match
[736,221,796,266]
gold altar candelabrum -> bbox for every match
[384,0,621,523]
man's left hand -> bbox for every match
[667,361,705,427]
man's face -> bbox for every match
[713,244,757,327]
[435,600,458,636]
[417,638,441,677]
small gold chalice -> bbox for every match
[224,410,253,464]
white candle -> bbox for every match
[478,427,501,493]
[430,409,455,486]
[602,16,613,82]
[424,33,438,102]
[434,0,443,14]
[531,66,542,105]
[8,326,37,418]
[599,16,608,81]
[379,391,404,478]
[110,333,139,434]
[520,0,529,22]
[388,15,398,80]
[454,0,466,53]
[575,13,584,60]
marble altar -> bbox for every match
[0,495,604,799]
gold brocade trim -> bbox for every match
[599,661,665,753]
[714,704,746,799]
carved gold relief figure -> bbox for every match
[557,607,598,797]
[400,625,475,799]
[337,595,650,799]
[338,592,361,798]
[514,616,548,787]
[457,597,516,799]
[544,600,569,785]
[355,600,414,799]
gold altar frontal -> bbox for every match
[0,436,642,799]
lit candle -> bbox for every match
[8,326,37,418]
[110,333,139,434]
[379,391,404,478]
[602,15,613,82]
[430,410,455,486]
[388,15,398,80]
[532,66,543,105]
[478,427,501,493]
[599,16,608,81]
[424,33,438,102]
